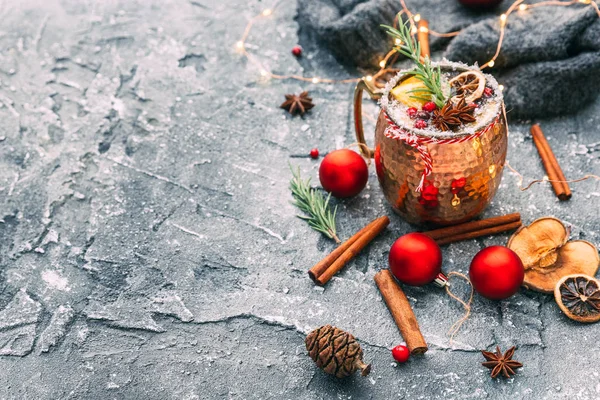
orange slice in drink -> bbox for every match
[390,76,431,108]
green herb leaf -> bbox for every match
[289,165,340,243]
[381,18,447,108]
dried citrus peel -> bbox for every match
[507,217,599,293]
[554,274,600,323]
[448,70,486,104]
[390,76,429,109]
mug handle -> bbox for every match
[353,77,383,159]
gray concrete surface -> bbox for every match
[0,0,599,399]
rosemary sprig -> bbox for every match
[289,165,340,244]
[381,18,447,108]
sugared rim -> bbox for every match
[379,60,503,139]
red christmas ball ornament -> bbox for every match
[309,148,319,159]
[391,345,410,363]
[319,149,368,198]
[291,45,303,57]
[469,246,524,300]
[389,233,445,286]
[458,0,504,9]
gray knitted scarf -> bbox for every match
[296,0,600,118]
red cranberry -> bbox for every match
[484,87,493,97]
[391,345,410,363]
[291,45,302,57]
[422,102,437,112]
[309,148,319,159]
[416,111,430,120]
[407,107,418,119]
[414,120,428,129]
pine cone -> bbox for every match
[305,325,371,378]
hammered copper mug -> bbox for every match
[354,63,508,226]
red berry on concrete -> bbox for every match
[422,102,437,112]
[291,45,303,57]
[309,148,319,159]
[414,120,428,129]
[407,107,418,119]
[392,345,410,363]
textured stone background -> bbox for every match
[0,0,599,399]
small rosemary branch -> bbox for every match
[289,165,340,244]
[381,18,447,108]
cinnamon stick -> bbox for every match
[531,124,571,201]
[374,269,428,355]
[417,19,430,58]
[308,216,389,282]
[433,221,522,245]
[314,216,390,286]
[423,213,522,245]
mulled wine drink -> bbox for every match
[356,61,507,225]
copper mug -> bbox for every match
[354,63,508,225]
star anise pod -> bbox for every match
[481,346,523,379]
[432,97,476,132]
[280,91,314,116]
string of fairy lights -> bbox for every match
[235,0,600,84]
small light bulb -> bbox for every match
[500,14,507,26]
[411,26,418,35]
[498,84,504,91]
[488,60,495,68]
[260,70,268,77]
[395,38,402,45]
[414,14,421,22]
[518,4,527,11]
[312,78,320,84]
[262,8,272,16]
[236,41,244,49]
[419,27,429,33]
[365,75,373,82]
[379,60,386,68]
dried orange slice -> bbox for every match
[390,76,429,108]
[507,217,599,293]
[448,70,486,104]
[554,274,600,323]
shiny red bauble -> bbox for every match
[319,149,368,198]
[391,345,410,363]
[469,246,524,300]
[458,0,503,9]
[389,233,442,286]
